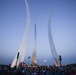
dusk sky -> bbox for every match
[0,0,76,66]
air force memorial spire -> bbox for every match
[11,0,31,68]
[32,24,37,66]
[48,14,60,67]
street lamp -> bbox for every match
[34,60,36,63]
[44,60,46,66]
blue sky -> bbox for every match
[0,0,76,65]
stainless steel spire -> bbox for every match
[11,0,31,68]
[32,24,36,66]
[48,15,60,67]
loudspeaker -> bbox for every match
[17,52,20,59]
[59,55,62,61]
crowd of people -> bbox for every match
[0,65,76,75]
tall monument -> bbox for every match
[32,24,36,66]
[11,0,31,68]
[48,15,60,67]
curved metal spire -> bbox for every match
[48,14,60,67]
[32,24,36,66]
[11,0,31,68]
